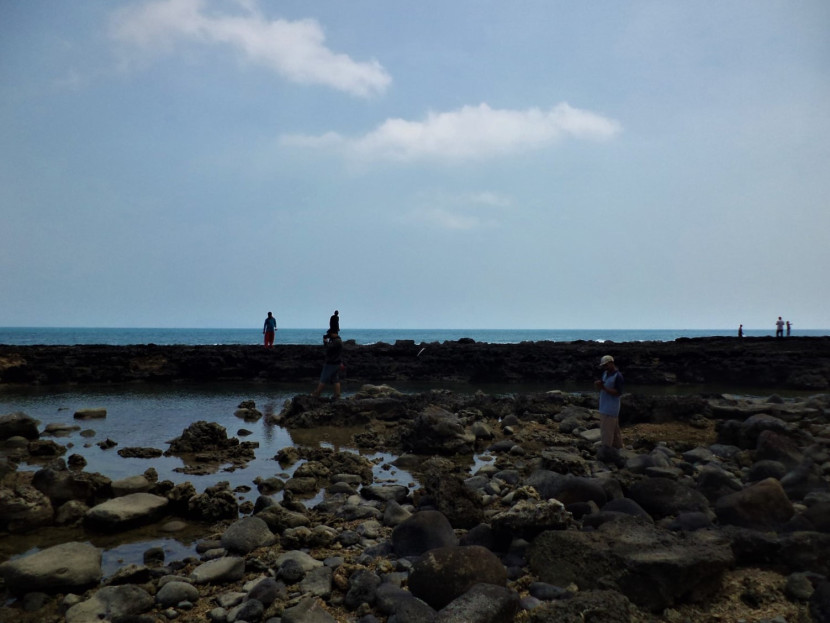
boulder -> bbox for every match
[190,556,246,584]
[714,477,794,530]
[110,474,152,496]
[0,483,53,532]
[32,465,112,505]
[155,580,199,608]
[220,516,275,554]
[73,408,107,420]
[0,541,102,594]
[528,520,734,612]
[281,596,337,623]
[65,585,153,623]
[85,492,169,530]
[391,510,458,557]
[436,583,519,623]
[408,545,507,610]
[627,477,711,519]
[0,412,39,440]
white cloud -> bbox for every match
[409,208,493,231]
[284,102,621,162]
[109,0,391,97]
[403,190,515,231]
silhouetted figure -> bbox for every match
[263,312,277,347]
[786,320,791,336]
[313,329,343,399]
[738,324,743,338]
[329,310,340,333]
[776,316,785,338]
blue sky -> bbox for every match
[2,1,828,330]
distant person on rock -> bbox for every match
[594,355,624,454]
[263,312,277,348]
[312,329,343,399]
[330,310,340,334]
[738,324,743,338]
[776,316,785,338]
[786,320,792,337]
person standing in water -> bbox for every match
[263,312,277,348]
[313,329,343,399]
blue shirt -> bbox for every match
[599,370,623,417]
[263,316,277,332]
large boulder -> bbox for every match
[32,465,112,505]
[436,583,519,623]
[190,556,246,584]
[0,541,102,594]
[627,477,711,519]
[187,482,239,521]
[0,412,39,440]
[85,492,169,530]
[221,516,275,554]
[401,405,476,455]
[0,483,53,532]
[391,510,458,557]
[65,584,153,623]
[528,519,734,612]
[408,545,507,610]
[714,477,794,530]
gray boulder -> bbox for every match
[85,492,169,530]
[74,408,107,420]
[221,516,275,554]
[65,584,153,623]
[436,583,519,623]
[391,510,458,557]
[110,474,152,496]
[0,483,53,532]
[0,541,102,594]
[714,477,794,530]
[408,545,507,611]
[32,465,112,505]
[528,519,734,611]
[627,477,710,519]
[281,596,338,623]
[190,556,246,584]
[0,412,39,440]
[155,580,199,608]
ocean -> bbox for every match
[1,327,826,346]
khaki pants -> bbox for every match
[599,414,622,449]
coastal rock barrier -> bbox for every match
[1,385,829,621]
[1,336,830,389]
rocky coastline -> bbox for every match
[0,336,829,389]
[0,339,829,622]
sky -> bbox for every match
[1,1,828,330]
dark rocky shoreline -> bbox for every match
[2,336,830,389]
[1,339,830,622]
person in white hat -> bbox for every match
[594,355,623,450]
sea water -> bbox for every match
[1,326,826,346]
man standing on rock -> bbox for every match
[263,312,277,348]
[313,329,343,399]
[595,355,624,451]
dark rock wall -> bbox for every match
[0,337,828,389]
